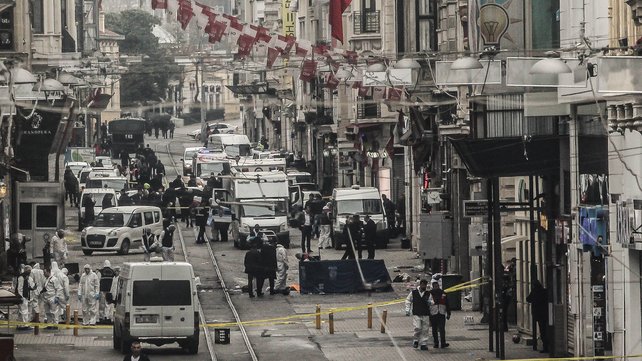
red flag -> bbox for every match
[283,35,296,55]
[151,0,167,10]
[329,0,352,43]
[295,40,311,57]
[237,33,255,59]
[267,47,280,69]
[300,60,317,82]
[325,73,340,89]
[358,85,370,97]
[207,20,226,43]
[254,26,272,44]
[387,87,403,102]
[177,0,194,30]
[314,44,329,56]
[344,50,358,64]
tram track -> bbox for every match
[159,140,258,361]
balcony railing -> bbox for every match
[353,11,380,35]
[357,100,381,119]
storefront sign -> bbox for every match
[463,200,489,217]
[366,150,388,159]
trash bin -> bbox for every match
[440,274,463,311]
[214,328,230,344]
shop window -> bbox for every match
[19,203,32,230]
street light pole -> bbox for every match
[199,58,207,147]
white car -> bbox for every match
[188,123,238,140]
[78,188,119,230]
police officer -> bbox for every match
[98,260,115,322]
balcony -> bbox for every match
[352,11,380,35]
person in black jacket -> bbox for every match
[341,215,362,260]
[429,280,451,348]
[526,280,549,353]
[195,203,208,244]
[363,215,377,259]
[82,193,96,226]
[260,240,278,295]
[405,279,431,350]
[244,241,262,298]
[123,341,151,361]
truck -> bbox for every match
[191,148,231,183]
[331,185,389,250]
[224,170,290,249]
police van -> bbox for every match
[112,261,199,354]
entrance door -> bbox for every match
[18,203,59,259]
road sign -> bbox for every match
[463,200,488,217]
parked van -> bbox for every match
[181,146,204,175]
[77,188,118,230]
[286,170,314,185]
[85,176,129,190]
[331,185,389,249]
[81,206,163,255]
[207,134,251,157]
[78,167,119,189]
[112,261,199,354]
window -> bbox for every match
[153,211,161,223]
[30,0,44,34]
[133,280,192,306]
[362,0,375,12]
[143,212,153,225]
[416,0,437,51]
[129,213,142,228]
[19,203,32,230]
[36,205,57,228]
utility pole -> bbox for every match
[199,58,207,146]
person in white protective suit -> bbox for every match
[60,268,70,321]
[50,261,67,322]
[108,266,121,306]
[41,267,64,328]
[16,265,36,327]
[274,241,289,292]
[30,263,45,317]
[405,279,432,350]
[78,264,99,326]
[50,229,68,265]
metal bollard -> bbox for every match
[315,304,321,330]
[65,304,71,325]
[380,310,387,333]
[34,312,39,335]
[73,310,79,336]
[329,310,334,335]
[367,303,372,329]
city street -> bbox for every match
[7,125,544,361]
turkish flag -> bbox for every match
[207,20,226,43]
[237,33,255,59]
[151,0,167,10]
[325,73,340,90]
[387,87,403,102]
[358,85,370,97]
[329,0,352,43]
[283,35,296,55]
[267,47,280,69]
[177,0,194,30]
[295,40,312,57]
[300,60,317,82]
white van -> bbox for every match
[78,167,119,189]
[331,185,389,249]
[181,146,204,176]
[85,176,129,190]
[77,188,118,230]
[207,134,251,157]
[112,261,199,354]
[81,206,163,255]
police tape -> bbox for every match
[503,354,642,361]
[0,279,489,330]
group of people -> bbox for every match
[405,278,452,350]
[78,260,120,326]
[339,214,378,260]
[141,224,177,262]
[244,232,289,297]
[297,195,332,254]
[15,262,71,329]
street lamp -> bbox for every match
[529,58,572,74]
[450,56,483,70]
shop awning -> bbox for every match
[451,136,561,178]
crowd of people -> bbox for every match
[243,232,289,297]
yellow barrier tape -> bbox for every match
[505,354,642,361]
[0,278,490,330]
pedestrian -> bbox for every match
[142,228,158,261]
[102,193,115,209]
[274,240,289,293]
[244,240,262,298]
[169,121,175,138]
[260,239,278,295]
[108,266,120,305]
[429,280,451,348]
[363,215,377,259]
[195,203,208,244]
[405,279,431,350]
[30,262,45,316]
[50,261,67,323]
[211,202,231,242]
[42,236,52,269]
[187,174,197,187]
[297,206,313,254]
[123,340,151,361]
[83,193,96,226]
[63,166,76,206]
[382,194,396,234]
[50,229,68,266]
[78,264,99,326]
[160,224,176,261]
[60,267,70,319]
[42,267,64,328]
[169,175,183,189]
[341,215,362,260]
[119,189,133,206]
[155,160,165,176]
[16,265,35,328]
[526,280,549,353]
[98,260,115,322]
[120,149,130,169]
[317,206,332,249]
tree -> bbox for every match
[105,10,179,107]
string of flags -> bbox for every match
[149,0,407,101]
